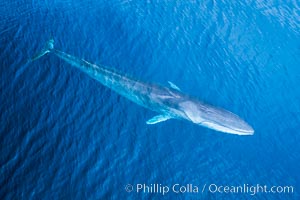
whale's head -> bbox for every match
[179,100,254,135]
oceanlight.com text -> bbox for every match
[207,183,294,195]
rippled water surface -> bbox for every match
[1,0,300,199]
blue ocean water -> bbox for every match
[1,0,300,199]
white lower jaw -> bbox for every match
[200,121,254,135]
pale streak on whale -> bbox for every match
[31,39,254,135]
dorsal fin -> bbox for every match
[168,81,181,91]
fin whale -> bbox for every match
[31,39,254,135]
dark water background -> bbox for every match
[1,0,300,199]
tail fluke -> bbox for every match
[30,39,54,61]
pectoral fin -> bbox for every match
[146,115,172,125]
[168,81,181,91]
